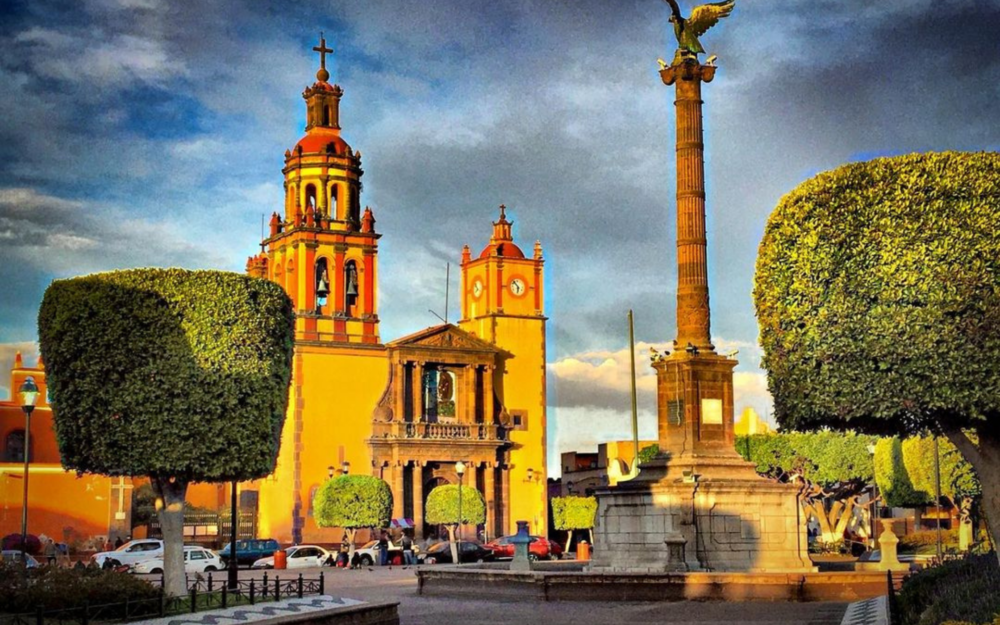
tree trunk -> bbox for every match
[151,475,189,597]
[803,496,855,545]
[346,528,357,563]
[564,530,573,554]
[944,426,1000,564]
[448,525,459,564]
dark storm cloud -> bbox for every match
[1,0,999,466]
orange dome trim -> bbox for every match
[294,129,351,155]
[479,241,525,259]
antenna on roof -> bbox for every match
[428,263,451,324]
[260,213,266,253]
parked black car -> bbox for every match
[218,539,281,567]
[419,540,494,564]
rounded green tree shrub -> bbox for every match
[755,151,1000,552]
[425,484,485,563]
[551,496,597,551]
[38,268,294,595]
[313,475,392,561]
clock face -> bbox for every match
[472,279,483,299]
[509,278,526,296]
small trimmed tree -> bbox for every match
[425,485,486,564]
[313,475,392,562]
[737,431,876,545]
[755,152,1000,555]
[551,496,598,552]
[38,269,294,595]
[875,436,981,548]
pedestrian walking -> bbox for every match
[377,530,389,566]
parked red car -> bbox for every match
[485,535,563,561]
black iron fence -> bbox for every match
[146,511,257,543]
[0,572,325,625]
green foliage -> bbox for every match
[37,269,294,482]
[131,483,156,528]
[424,485,486,526]
[0,563,161,614]
[754,152,1000,435]
[638,444,660,465]
[898,528,960,552]
[875,436,981,508]
[896,554,1000,625]
[551,496,598,531]
[735,431,876,487]
[313,475,392,530]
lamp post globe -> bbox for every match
[327,466,335,480]
[455,461,466,544]
[18,376,39,565]
[341,460,350,475]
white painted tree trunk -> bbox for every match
[151,476,189,597]
[448,525,459,564]
[944,427,1000,565]
[564,530,574,553]
[346,528,357,563]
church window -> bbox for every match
[305,184,317,210]
[349,187,360,224]
[321,104,330,126]
[423,367,457,423]
[315,258,330,312]
[344,260,359,312]
[4,430,29,462]
[329,185,339,219]
[509,409,528,431]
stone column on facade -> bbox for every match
[484,463,496,540]
[412,462,425,539]
[500,464,510,536]
[483,365,495,425]
[391,461,405,522]
[412,362,424,423]
[463,365,475,425]
[666,61,716,353]
[394,360,406,423]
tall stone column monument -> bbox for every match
[588,0,812,573]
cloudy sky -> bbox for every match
[2,0,999,474]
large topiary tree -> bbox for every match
[551,496,598,552]
[755,151,1000,555]
[737,431,876,545]
[425,484,485,564]
[313,475,392,562]
[38,269,294,595]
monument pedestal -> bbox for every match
[588,354,812,573]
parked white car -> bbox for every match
[251,545,329,569]
[133,546,225,574]
[91,539,164,568]
[353,539,419,566]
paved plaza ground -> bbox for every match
[215,566,850,625]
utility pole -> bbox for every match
[628,310,639,475]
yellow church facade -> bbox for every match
[243,37,548,544]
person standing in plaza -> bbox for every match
[44,539,58,566]
[377,530,389,566]
[401,531,415,565]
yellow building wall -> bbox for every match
[493,316,547,536]
[256,344,386,543]
[0,465,112,546]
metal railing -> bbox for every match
[0,572,325,625]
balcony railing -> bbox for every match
[371,420,508,442]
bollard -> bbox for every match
[274,576,280,601]
[249,579,256,605]
[297,573,303,598]
[207,573,213,592]
[190,587,197,613]
[222,585,228,609]
[319,571,325,596]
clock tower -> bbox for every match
[459,205,548,534]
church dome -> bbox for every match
[479,241,525,259]
[294,128,352,155]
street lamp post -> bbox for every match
[342,461,350,476]
[228,480,238,590]
[456,461,466,544]
[19,377,39,565]
[867,443,878,550]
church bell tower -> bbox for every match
[247,34,380,345]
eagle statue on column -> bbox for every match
[663,0,735,64]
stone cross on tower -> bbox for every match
[312,33,333,82]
